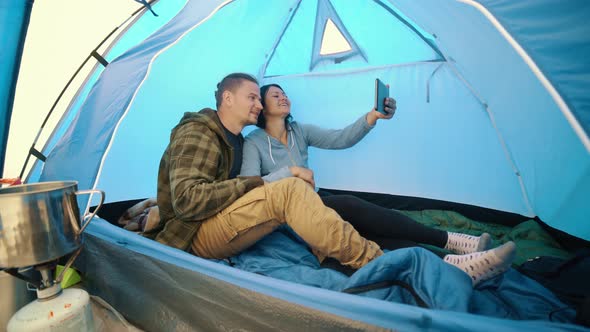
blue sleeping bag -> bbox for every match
[228,227,577,323]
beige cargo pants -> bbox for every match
[192,177,382,269]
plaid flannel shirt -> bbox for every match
[146,108,263,250]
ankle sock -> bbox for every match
[444,232,492,254]
[443,241,516,286]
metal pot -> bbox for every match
[0,181,104,268]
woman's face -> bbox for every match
[263,86,291,118]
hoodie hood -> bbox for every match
[171,108,230,146]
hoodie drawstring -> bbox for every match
[266,129,296,166]
[267,136,276,165]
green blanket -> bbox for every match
[398,209,573,265]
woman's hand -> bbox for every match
[367,97,396,126]
[289,166,315,188]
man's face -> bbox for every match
[227,80,263,126]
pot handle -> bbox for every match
[75,189,105,234]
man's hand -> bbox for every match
[289,166,315,188]
[367,97,396,126]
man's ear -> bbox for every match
[222,90,233,107]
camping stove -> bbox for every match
[0,181,105,331]
[4,249,95,332]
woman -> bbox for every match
[240,83,515,284]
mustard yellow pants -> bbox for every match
[192,178,383,269]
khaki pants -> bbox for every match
[192,178,383,269]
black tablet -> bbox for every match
[375,78,389,115]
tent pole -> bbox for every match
[16,1,158,181]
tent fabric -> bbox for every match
[0,0,33,177]
[77,219,587,331]
[23,0,590,240]
[478,0,590,136]
[391,0,590,241]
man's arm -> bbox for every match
[169,123,262,221]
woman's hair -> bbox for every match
[257,83,293,129]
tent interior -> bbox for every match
[2,0,590,331]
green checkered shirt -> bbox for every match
[145,108,263,250]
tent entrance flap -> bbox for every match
[0,0,33,178]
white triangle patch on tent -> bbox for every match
[320,19,352,55]
[309,0,365,70]
[262,0,441,77]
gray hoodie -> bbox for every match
[240,114,374,182]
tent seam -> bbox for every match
[258,0,302,79]
[377,0,444,60]
[426,63,444,103]
[263,60,444,79]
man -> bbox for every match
[148,73,515,284]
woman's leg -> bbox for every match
[321,195,492,254]
[321,195,448,248]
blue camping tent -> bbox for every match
[2,0,590,331]
[11,0,590,241]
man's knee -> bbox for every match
[266,178,313,205]
[273,177,308,191]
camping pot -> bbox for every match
[0,181,104,268]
